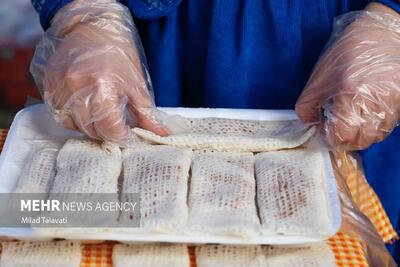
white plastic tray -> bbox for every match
[0,104,341,245]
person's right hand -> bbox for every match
[296,7,400,150]
[30,0,168,143]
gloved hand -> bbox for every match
[296,4,400,150]
[30,0,168,143]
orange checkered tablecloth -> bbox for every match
[327,232,369,267]
[81,243,114,267]
[334,151,398,244]
[0,128,396,267]
[0,129,8,152]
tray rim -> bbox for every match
[0,104,341,245]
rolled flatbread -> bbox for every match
[121,145,192,231]
[14,143,59,193]
[195,245,266,267]
[112,244,189,267]
[0,241,81,267]
[255,149,332,235]
[188,149,260,236]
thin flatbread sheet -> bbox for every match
[133,118,315,152]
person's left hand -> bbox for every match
[30,0,169,143]
[296,3,400,150]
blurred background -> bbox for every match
[0,0,43,128]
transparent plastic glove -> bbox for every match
[30,0,168,143]
[296,8,400,150]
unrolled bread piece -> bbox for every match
[188,149,260,237]
[133,117,315,152]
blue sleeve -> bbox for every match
[32,0,182,30]
[119,0,182,20]
[370,0,400,12]
[31,0,74,29]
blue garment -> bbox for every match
[33,0,400,259]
